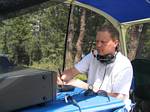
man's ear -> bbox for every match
[114,40,119,48]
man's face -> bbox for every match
[96,31,119,56]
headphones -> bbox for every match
[92,50,117,64]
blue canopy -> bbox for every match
[75,0,150,25]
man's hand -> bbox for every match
[57,67,80,83]
[91,86,101,93]
[57,75,64,85]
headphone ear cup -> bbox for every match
[96,54,101,61]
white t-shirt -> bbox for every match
[75,52,133,97]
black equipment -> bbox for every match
[96,54,116,64]
[0,68,57,112]
[84,89,110,102]
[92,50,117,64]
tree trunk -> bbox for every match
[66,6,74,68]
[75,8,86,63]
[127,25,142,60]
[135,24,148,58]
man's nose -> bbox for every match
[97,42,102,47]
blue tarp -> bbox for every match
[0,55,12,69]
[76,0,150,23]
[1,0,150,24]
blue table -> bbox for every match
[22,88,125,112]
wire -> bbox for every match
[99,64,107,90]
[96,90,110,102]
[65,95,81,112]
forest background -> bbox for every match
[0,3,150,78]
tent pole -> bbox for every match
[62,2,73,71]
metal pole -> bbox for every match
[62,3,73,71]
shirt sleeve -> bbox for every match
[112,67,133,96]
[75,53,92,73]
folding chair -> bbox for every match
[131,59,150,112]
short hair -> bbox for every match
[97,25,119,40]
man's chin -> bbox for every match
[97,50,107,55]
[98,52,107,56]
[98,52,105,56]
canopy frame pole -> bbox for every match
[62,1,74,71]
[119,25,129,56]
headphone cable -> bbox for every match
[99,64,107,90]
[65,95,81,112]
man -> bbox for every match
[58,25,133,109]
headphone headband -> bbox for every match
[92,50,117,64]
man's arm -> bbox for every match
[110,67,133,100]
[108,93,128,100]
[64,79,89,89]
[57,67,80,85]
[60,67,80,82]
[64,79,127,100]
[58,76,127,100]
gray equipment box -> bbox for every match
[0,68,57,112]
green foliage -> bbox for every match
[0,4,68,68]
